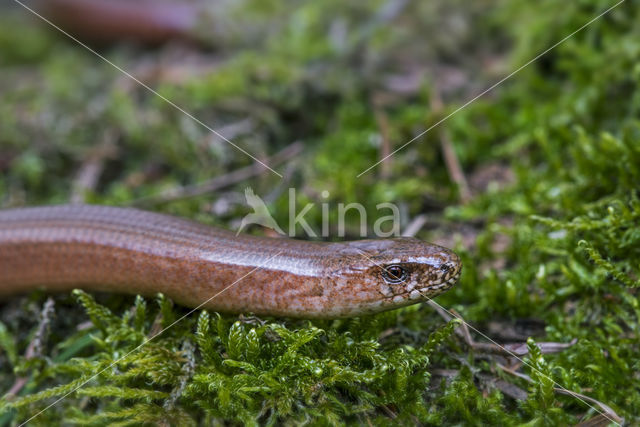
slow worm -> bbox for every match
[0,205,461,318]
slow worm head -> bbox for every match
[322,238,461,317]
[0,205,461,318]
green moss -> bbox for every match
[1,0,640,424]
[0,292,460,425]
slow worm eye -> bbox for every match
[381,265,408,284]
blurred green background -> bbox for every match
[0,0,639,425]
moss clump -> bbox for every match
[1,292,460,425]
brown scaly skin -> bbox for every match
[0,205,461,318]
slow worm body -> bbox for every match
[0,205,461,318]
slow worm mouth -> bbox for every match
[382,264,463,302]
[403,268,461,301]
[433,268,461,290]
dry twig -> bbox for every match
[430,89,471,203]
[498,363,623,425]
[4,298,56,398]
[427,300,575,357]
[401,213,428,237]
[373,94,392,179]
[70,131,118,204]
[130,141,303,206]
